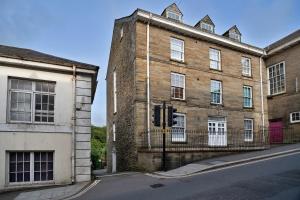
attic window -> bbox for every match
[200,22,214,33]
[167,11,182,21]
[229,32,241,42]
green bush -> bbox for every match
[91,126,106,170]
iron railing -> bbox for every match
[137,128,270,152]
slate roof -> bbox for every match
[161,3,183,16]
[195,15,215,27]
[265,29,300,51]
[223,25,241,36]
[0,45,99,70]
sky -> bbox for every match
[0,0,299,126]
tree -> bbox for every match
[91,126,106,169]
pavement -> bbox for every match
[153,143,300,178]
[0,182,90,200]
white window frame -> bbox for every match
[244,119,254,142]
[166,11,182,22]
[209,48,221,70]
[243,86,253,108]
[171,72,185,100]
[290,112,300,123]
[113,70,117,113]
[112,123,116,141]
[210,80,222,104]
[7,151,54,185]
[267,61,286,95]
[171,113,186,142]
[170,37,184,62]
[200,22,214,33]
[8,78,55,124]
[241,57,251,76]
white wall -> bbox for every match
[0,133,72,190]
[0,65,74,190]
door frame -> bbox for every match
[208,117,227,146]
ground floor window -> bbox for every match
[290,112,300,123]
[171,113,186,142]
[9,152,54,183]
[244,119,254,142]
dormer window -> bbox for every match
[195,15,215,33]
[167,11,182,21]
[200,22,214,33]
[162,3,183,22]
[229,31,240,41]
[223,25,242,42]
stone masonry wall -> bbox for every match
[106,18,137,172]
[135,21,268,133]
[265,44,300,132]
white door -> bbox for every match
[208,117,227,146]
[112,148,116,173]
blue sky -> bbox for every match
[1,0,299,126]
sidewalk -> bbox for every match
[0,182,90,200]
[153,143,300,178]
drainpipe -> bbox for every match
[259,56,265,140]
[71,65,76,183]
[147,14,152,150]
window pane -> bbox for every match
[24,172,30,182]
[24,152,30,161]
[34,162,40,171]
[17,173,23,182]
[10,163,16,172]
[34,172,40,181]
[49,95,54,104]
[48,171,53,180]
[24,162,30,171]
[9,173,16,182]
[42,83,49,92]
[36,82,42,91]
[41,153,47,161]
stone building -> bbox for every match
[265,30,300,143]
[0,45,98,191]
[106,3,269,172]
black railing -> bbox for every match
[269,126,298,144]
[138,128,270,152]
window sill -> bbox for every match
[8,121,55,125]
[243,107,254,110]
[244,140,253,142]
[171,140,187,144]
[171,98,186,102]
[267,92,286,99]
[170,58,186,64]
[290,121,300,124]
[209,68,222,72]
[242,74,252,79]
[210,103,224,107]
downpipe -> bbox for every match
[259,55,266,142]
[71,65,76,183]
[147,13,152,150]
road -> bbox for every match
[75,152,300,200]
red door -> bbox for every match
[269,120,283,144]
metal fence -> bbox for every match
[137,127,299,152]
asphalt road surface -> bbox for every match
[75,152,300,200]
